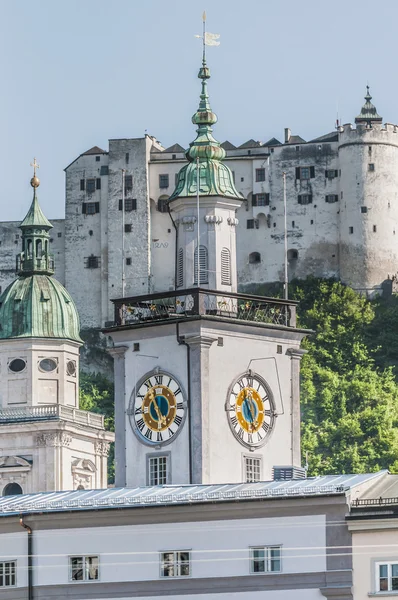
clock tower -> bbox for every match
[106,52,309,488]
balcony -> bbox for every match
[16,254,55,275]
[110,287,297,329]
[0,405,104,429]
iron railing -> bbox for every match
[112,288,297,328]
[351,497,398,507]
[0,405,104,428]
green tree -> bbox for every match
[79,372,115,483]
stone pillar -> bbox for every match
[286,348,307,467]
[184,335,217,484]
[108,346,128,487]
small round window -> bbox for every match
[67,360,76,376]
[9,358,26,373]
[39,358,57,372]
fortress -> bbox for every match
[1,88,397,328]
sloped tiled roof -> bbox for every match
[309,131,339,143]
[239,139,263,149]
[221,140,237,150]
[287,135,306,144]
[164,143,185,153]
[264,137,282,146]
[82,146,107,155]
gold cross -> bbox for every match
[30,158,40,177]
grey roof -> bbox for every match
[82,146,107,155]
[287,135,306,144]
[264,137,282,146]
[221,140,237,150]
[309,131,339,143]
[239,139,263,149]
[164,143,185,153]
[0,473,384,517]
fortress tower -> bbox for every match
[338,88,398,294]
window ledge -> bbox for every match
[368,593,398,597]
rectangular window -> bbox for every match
[126,257,132,265]
[325,194,339,203]
[149,456,168,485]
[369,163,375,171]
[325,169,338,179]
[124,224,132,233]
[296,166,315,180]
[175,173,179,186]
[0,561,16,587]
[160,551,190,578]
[349,226,354,234]
[86,256,99,269]
[159,174,169,188]
[298,194,313,205]
[70,556,99,581]
[96,177,101,190]
[100,165,109,176]
[377,562,398,592]
[247,219,259,229]
[57,232,62,237]
[252,193,270,207]
[86,179,96,193]
[255,168,265,182]
[80,179,85,191]
[119,198,137,211]
[95,156,100,162]
[292,221,295,228]
[125,175,133,192]
[85,202,99,215]
[245,456,261,482]
[361,206,368,213]
[250,546,281,574]
[125,152,129,163]
[373,225,377,232]
[232,170,236,183]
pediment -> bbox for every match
[71,458,96,473]
[0,456,32,470]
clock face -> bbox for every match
[132,372,186,446]
[226,372,275,448]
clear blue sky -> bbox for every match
[1,0,397,221]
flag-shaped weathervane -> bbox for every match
[194,11,220,60]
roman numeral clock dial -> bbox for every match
[131,372,186,446]
[226,372,275,449]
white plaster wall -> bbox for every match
[102,592,324,600]
[351,526,398,600]
[0,532,27,588]
[32,514,326,586]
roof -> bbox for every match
[82,145,107,155]
[264,137,282,146]
[20,191,52,229]
[286,135,306,144]
[163,143,185,153]
[0,275,82,343]
[221,140,237,150]
[355,86,382,125]
[309,131,339,143]
[0,473,384,517]
[239,139,263,149]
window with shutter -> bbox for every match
[194,246,208,284]
[252,194,257,207]
[96,178,101,190]
[177,248,184,288]
[221,248,231,285]
[80,179,85,191]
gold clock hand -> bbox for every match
[152,395,166,427]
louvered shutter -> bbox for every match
[177,248,184,288]
[310,166,315,178]
[82,203,87,214]
[194,246,208,284]
[221,248,231,285]
[252,194,257,207]
[95,202,100,213]
[295,167,300,179]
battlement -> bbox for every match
[338,122,398,146]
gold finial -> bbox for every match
[30,157,40,188]
[203,10,206,21]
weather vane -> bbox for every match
[195,11,220,63]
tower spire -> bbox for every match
[355,85,382,127]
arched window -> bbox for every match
[177,248,184,288]
[221,248,231,285]
[36,239,42,258]
[194,245,208,284]
[3,482,23,496]
[249,251,261,264]
[27,239,32,257]
[287,249,298,261]
[157,196,169,213]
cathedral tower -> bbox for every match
[0,164,113,495]
[108,39,309,488]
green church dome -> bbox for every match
[0,166,82,344]
[0,275,82,343]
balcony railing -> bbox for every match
[111,288,297,328]
[351,497,398,507]
[16,254,55,274]
[0,405,104,429]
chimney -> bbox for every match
[284,128,291,143]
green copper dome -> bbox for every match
[0,275,82,343]
[169,58,243,202]
[0,175,82,343]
